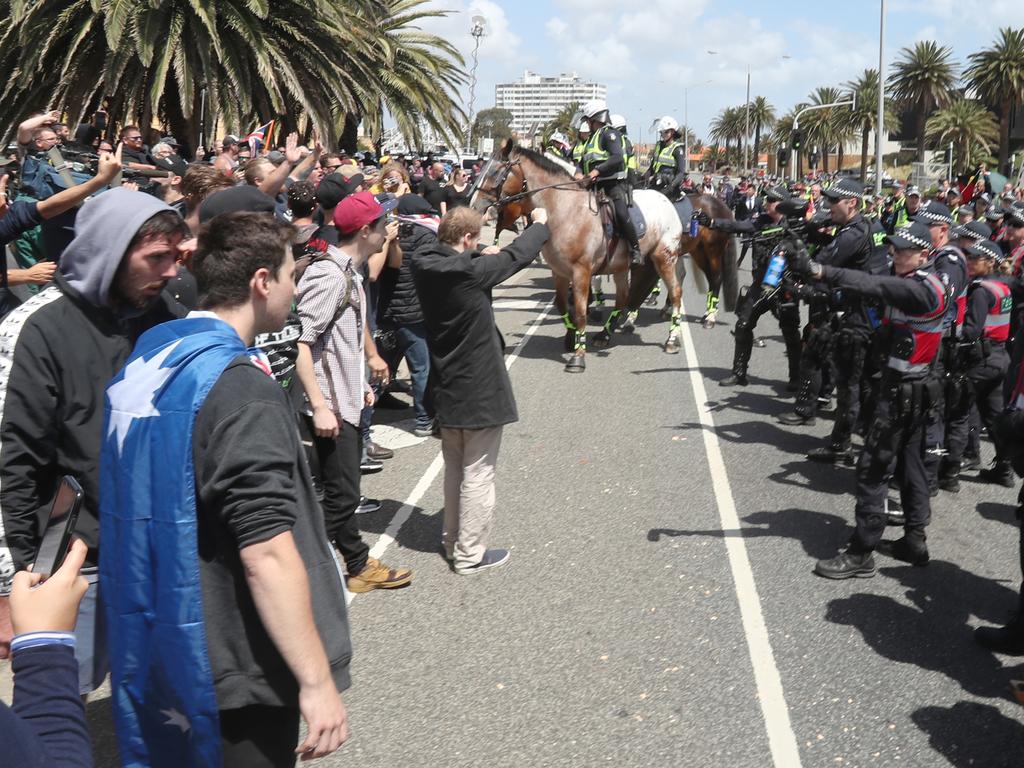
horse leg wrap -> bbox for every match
[652,283,662,297]
[603,309,622,334]
[670,311,682,333]
[561,312,577,331]
[595,287,606,307]
[705,292,719,315]
[574,330,587,352]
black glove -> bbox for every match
[789,242,822,280]
[694,210,712,227]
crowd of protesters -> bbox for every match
[0,109,547,767]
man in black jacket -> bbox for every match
[0,188,186,689]
[411,205,549,575]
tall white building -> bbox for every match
[495,71,607,135]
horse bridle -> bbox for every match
[474,155,589,210]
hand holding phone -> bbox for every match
[10,539,89,636]
[31,476,84,578]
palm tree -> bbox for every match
[844,68,899,181]
[544,101,582,143]
[888,40,959,162]
[963,27,1024,173]
[0,0,466,150]
[747,96,776,168]
[925,98,999,174]
[803,87,852,172]
[708,109,732,170]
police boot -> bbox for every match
[808,443,854,465]
[780,376,817,426]
[877,529,929,566]
[721,331,752,387]
[938,459,961,493]
[979,460,1015,488]
[784,336,802,392]
[814,548,878,579]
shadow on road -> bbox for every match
[911,701,1024,768]
[648,507,852,561]
[825,559,1023,698]
[356,499,444,558]
[976,501,1019,528]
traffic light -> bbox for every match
[809,151,820,168]
[790,129,802,151]
[777,148,788,168]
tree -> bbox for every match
[888,40,959,162]
[471,108,514,143]
[844,68,898,182]
[543,101,581,143]
[925,98,999,174]
[0,0,466,150]
[747,96,776,168]
[802,87,854,173]
[963,27,1024,173]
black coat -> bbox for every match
[379,221,436,326]
[411,223,549,429]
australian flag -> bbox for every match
[100,316,249,768]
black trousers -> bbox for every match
[829,329,870,449]
[599,182,640,251]
[307,416,369,575]
[946,348,1010,468]
[851,387,932,552]
[221,705,300,768]
[731,264,801,381]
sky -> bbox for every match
[414,0,1024,147]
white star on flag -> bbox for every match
[106,340,182,456]
[160,707,191,733]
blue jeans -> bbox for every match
[385,323,432,428]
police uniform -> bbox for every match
[789,179,889,442]
[645,137,687,200]
[803,222,951,578]
[577,120,642,265]
[708,185,802,387]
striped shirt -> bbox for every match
[297,246,368,427]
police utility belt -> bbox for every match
[880,377,942,421]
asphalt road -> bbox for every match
[4,230,1024,767]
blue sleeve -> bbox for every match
[0,200,42,248]
[9,644,93,768]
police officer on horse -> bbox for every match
[643,116,687,201]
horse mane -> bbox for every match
[511,146,573,180]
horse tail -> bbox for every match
[687,251,708,295]
[721,232,739,312]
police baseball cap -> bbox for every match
[1006,203,1024,227]
[822,177,864,200]
[984,205,1005,221]
[952,219,992,242]
[916,200,954,226]
[764,185,790,203]
[906,185,921,197]
[964,239,1002,261]
[885,221,932,250]
[946,188,961,199]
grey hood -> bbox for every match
[60,188,175,307]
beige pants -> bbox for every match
[440,425,504,568]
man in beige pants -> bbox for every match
[411,205,550,574]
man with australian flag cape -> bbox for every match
[100,211,352,767]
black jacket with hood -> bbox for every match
[0,189,183,592]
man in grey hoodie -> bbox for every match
[0,188,188,692]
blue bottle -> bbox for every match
[689,213,699,238]
[763,252,786,288]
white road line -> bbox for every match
[677,297,804,767]
[353,297,554,601]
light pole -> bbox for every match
[875,0,886,195]
[466,15,486,154]
[791,98,856,177]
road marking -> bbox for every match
[676,297,804,767]
[354,297,554,601]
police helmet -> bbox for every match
[609,114,627,131]
[578,118,591,133]
[581,99,610,124]
[653,116,679,133]
[548,131,571,150]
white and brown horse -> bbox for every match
[472,143,685,372]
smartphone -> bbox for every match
[31,476,83,577]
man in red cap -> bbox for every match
[293,192,412,593]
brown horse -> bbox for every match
[472,141,686,372]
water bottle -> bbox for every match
[689,213,699,238]
[763,252,787,288]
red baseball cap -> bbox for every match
[333,191,398,234]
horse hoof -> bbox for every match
[564,355,586,373]
[593,331,611,349]
[664,337,681,354]
[701,313,717,329]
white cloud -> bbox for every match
[418,0,522,62]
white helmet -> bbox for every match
[653,116,679,133]
[549,131,570,149]
[609,114,627,130]
[577,117,591,133]
[581,99,609,122]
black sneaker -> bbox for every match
[877,537,930,566]
[360,455,384,474]
[720,373,749,387]
[779,412,816,426]
[974,622,1024,655]
[454,548,511,575]
[808,445,853,464]
[814,550,877,579]
[355,496,382,515]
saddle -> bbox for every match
[596,189,647,269]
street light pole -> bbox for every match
[875,0,886,196]
[466,16,486,154]
[791,99,857,177]
[744,64,751,172]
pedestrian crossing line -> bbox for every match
[354,298,555,603]
[677,297,804,767]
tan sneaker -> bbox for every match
[346,558,413,593]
